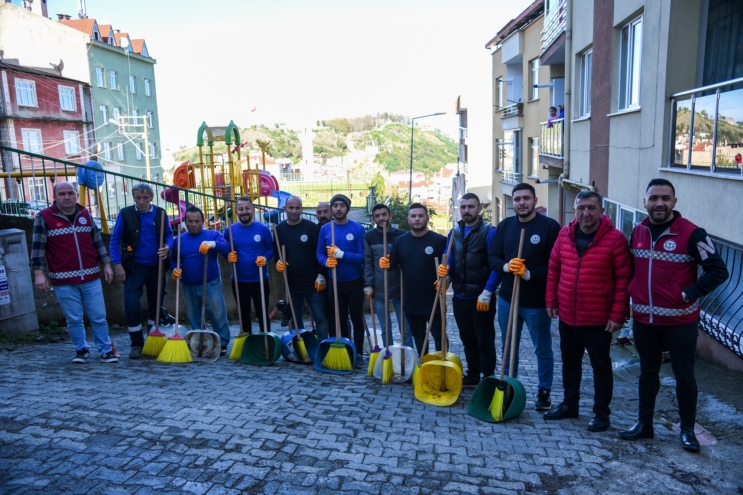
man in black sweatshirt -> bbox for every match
[489,183,561,411]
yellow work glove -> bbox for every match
[276,260,287,272]
[477,290,492,312]
[507,258,526,277]
[326,257,337,268]
[171,268,182,280]
[364,287,374,298]
[315,274,326,291]
[228,251,237,263]
[199,241,216,255]
[437,264,449,277]
[255,256,266,267]
[326,245,345,259]
[379,254,390,269]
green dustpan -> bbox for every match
[241,332,282,366]
[467,375,526,423]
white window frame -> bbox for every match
[579,49,592,118]
[135,142,143,160]
[112,107,121,125]
[129,75,137,94]
[103,142,112,160]
[144,78,151,96]
[27,177,47,202]
[530,59,540,101]
[496,77,504,110]
[100,105,108,126]
[117,142,125,161]
[618,16,643,110]
[603,198,648,240]
[58,85,76,112]
[21,128,42,154]
[15,79,37,107]
[63,130,80,155]
[149,142,157,159]
[528,137,540,177]
[95,67,105,87]
[146,111,154,128]
[109,70,118,90]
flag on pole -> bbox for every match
[251,107,257,112]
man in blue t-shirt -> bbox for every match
[171,206,231,354]
[223,197,274,334]
[316,194,366,366]
[110,183,174,359]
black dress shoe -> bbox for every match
[462,375,481,388]
[680,430,701,453]
[587,415,610,432]
[543,403,579,420]
[619,422,654,440]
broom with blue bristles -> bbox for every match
[321,220,353,371]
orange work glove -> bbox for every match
[171,268,182,280]
[326,257,337,268]
[437,264,449,277]
[255,256,266,267]
[228,251,237,263]
[507,258,526,277]
[379,254,390,269]
[276,260,287,272]
[315,274,326,291]
[199,241,215,255]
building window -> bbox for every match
[21,129,42,154]
[496,77,504,110]
[528,138,540,177]
[146,111,154,128]
[15,79,37,107]
[619,16,643,110]
[149,142,157,159]
[129,75,137,94]
[603,198,648,240]
[103,142,112,160]
[27,178,47,202]
[136,143,143,160]
[58,86,76,111]
[110,70,118,90]
[117,142,125,161]
[95,67,105,87]
[497,130,521,183]
[63,130,80,155]
[100,105,108,125]
[109,182,118,198]
[144,78,151,96]
[112,107,121,125]
[530,59,540,100]
[579,50,592,117]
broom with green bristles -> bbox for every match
[142,210,168,357]
[381,223,394,383]
[277,239,310,363]
[157,231,192,364]
[367,296,381,376]
[321,220,353,371]
[226,215,249,360]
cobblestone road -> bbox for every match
[1,293,742,494]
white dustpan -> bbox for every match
[184,329,221,362]
[372,345,416,383]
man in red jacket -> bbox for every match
[545,191,631,432]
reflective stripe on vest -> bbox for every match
[631,300,700,317]
[47,226,92,237]
[49,266,100,279]
[631,249,693,263]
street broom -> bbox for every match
[273,230,310,363]
[381,223,393,383]
[142,210,168,357]
[367,297,381,376]
[158,233,192,363]
[226,216,248,360]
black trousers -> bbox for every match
[406,311,444,356]
[558,321,613,416]
[633,320,698,430]
[453,296,497,379]
[231,279,270,333]
[324,286,335,338]
[330,277,364,355]
[124,263,166,347]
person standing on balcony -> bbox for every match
[544,191,632,432]
[620,179,728,453]
[223,197,274,334]
[546,107,559,128]
[316,194,366,366]
[31,181,117,363]
[488,183,560,411]
[110,183,174,359]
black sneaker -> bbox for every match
[220,346,227,357]
[72,349,90,364]
[354,355,364,369]
[99,351,119,363]
[535,388,551,411]
[462,375,481,388]
[129,347,143,360]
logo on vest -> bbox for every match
[78,217,87,225]
[346,233,354,241]
[425,246,433,255]
[530,234,540,244]
[253,235,261,242]
[300,234,308,242]
[636,242,643,248]
[663,240,677,251]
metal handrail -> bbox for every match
[669,76,743,99]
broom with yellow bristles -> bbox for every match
[157,231,192,363]
[226,215,249,360]
[381,223,394,383]
[321,220,353,371]
[142,210,168,357]
[276,237,310,363]
[367,297,381,376]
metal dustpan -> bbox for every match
[373,345,416,383]
[241,332,282,366]
[414,359,463,407]
[280,329,319,363]
[468,375,526,423]
[314,337,356,375]
[184,329,221,362]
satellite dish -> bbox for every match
[119,37,129,49]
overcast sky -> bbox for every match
[53,0,532,184]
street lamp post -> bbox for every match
[408,112,446,204]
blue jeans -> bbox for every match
[497,297,554,391]
[54,280,112,354]
[182,277,231,347]
[373,298,414,349]
[290,290,330,341]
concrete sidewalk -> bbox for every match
[1,292,742,494]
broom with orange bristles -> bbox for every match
[157,230,192,363]
[142,210,168,357]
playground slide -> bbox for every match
[161,188,193,228]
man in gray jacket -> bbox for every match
[363,203,413,348]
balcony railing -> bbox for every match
[500,170,522,184]
[541,0,566,51]
[540,118,564,157]
[668,76,743,175]
[501,104,520,118]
